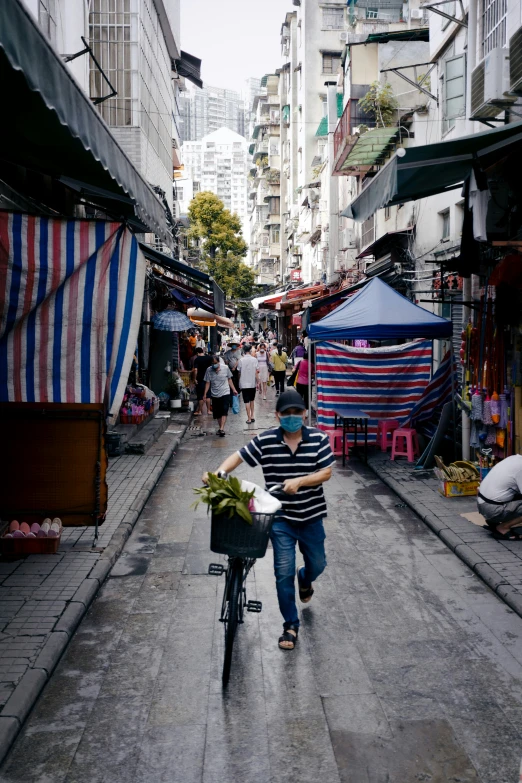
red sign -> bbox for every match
[290,269,302,282]
[292,314,302,327]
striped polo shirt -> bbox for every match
[238,426,335,525]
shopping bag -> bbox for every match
[232,394,240,414]
[287,367,298,387]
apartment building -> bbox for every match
[182,128,249,237]
[248,73,282,285]
[180,85,245,141]
[244,77,263,138]
[24,0,189,242]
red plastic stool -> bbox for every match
[391,428,419,462]
[377,419,400,452]
[326,430,349,459]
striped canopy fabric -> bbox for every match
[0,214,146,418]
[316,340,433,443]
[401,351,454,429]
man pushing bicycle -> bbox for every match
[203,389,334,651]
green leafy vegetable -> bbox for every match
[192,474,256,524]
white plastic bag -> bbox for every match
[240,479,282,514]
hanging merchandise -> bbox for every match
[470,420,481,448]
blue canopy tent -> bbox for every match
[307,277,453,342]
[306,278,455,459]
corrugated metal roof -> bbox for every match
[340,127,399,169]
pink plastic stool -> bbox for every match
[326,430,349,459]
[391,428,419,462]
[377,419,400,452]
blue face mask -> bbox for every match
[279,414,304,433]
[212,364,220,372]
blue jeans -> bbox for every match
[269,518,327,628]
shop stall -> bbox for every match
[0,217,146,542]
[307,277,453,454]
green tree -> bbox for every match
[358,82,398,127]
[187,191,255,313]
[188,191,248,261]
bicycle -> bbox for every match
[208,483,282,687]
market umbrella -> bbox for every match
[152,310,194,331]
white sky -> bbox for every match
[180,0,291,94]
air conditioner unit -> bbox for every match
[509,25,522,94]
[410,9,424,20]
[470,48,515,119]
[339,31,349,43]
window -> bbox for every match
[440,1,456,29]
[322,52,342,74]
[366,8,379,18]
[176,186,184,201]
[441,209,450,239]
[361,215,375,248]
[39,0,56,44]
[442,53,465,134]
[269,197,280,215]
[322,7,344,29]
[482,0,507,57]
[384,206,391,221]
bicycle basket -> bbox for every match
[210,510,275,558]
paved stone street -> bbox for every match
[369,451,522,617]
[0,416,190,758]
[1,398,522,782]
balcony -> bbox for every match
[333,100,376,175]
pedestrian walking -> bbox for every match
[190,347,213,416]
[206,389,334,650]
[223,340,242,395]
[272,344,288,396]
[295,351,312,409]
[256,342,270,399]
[203,355,238,437]
[292,340,306,368]
[237,345,259,424]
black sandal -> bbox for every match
[297,568,314,603]
[490,528,522,541]
[278,623,298,651]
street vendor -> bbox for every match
[477,454,522,540]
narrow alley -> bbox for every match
[0,399,521,783]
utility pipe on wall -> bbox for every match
[461,0,477,459]
[326,81,339,283]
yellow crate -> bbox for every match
[438,480,479,498]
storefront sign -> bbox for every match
[292,314,302,327]
[291,269,302,282]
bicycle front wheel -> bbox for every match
[222,559,243,687]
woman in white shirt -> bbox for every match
[256,343,270,400]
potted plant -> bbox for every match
[164,375,182,409]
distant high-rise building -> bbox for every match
[180,86,245,141]
[243,77,263,138]
[182,128,249,238]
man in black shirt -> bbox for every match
[191,348,213,416]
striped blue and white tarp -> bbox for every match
[0,214,146,418]
[401,351,454,428]
[316,340,433,443]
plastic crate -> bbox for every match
[210,510,275,558]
